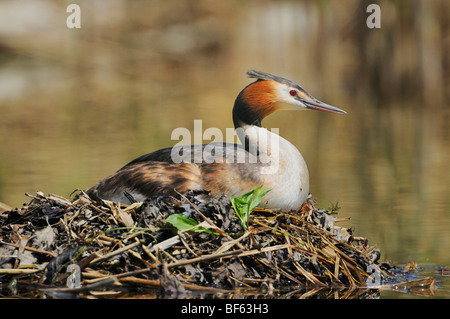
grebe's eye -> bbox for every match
[289,90,297,96]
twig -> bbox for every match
[214,232,250,255]
[146,235,181,253]
[167,249,244,268]
[234,244,290,257]
[178,232,197,257]
[292,261,326,287]
[82,271,229,293]
[89,240,143,265]
[0,268,42,275]
[0,240,57,258]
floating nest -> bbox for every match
[0,190,435,298]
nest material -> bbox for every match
[0,190,434,298]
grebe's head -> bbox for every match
[233,70,346,127]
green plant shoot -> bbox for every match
[165,214,218,235]
[229,185,271,231]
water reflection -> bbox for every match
[0,0,448,272]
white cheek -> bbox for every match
[275,86,306,110]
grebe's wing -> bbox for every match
[119,143,251,169]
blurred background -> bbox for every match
[0,0,448,267]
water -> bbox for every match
[0,0,448,298]
[2,266,447,299]
[380,266,450,299]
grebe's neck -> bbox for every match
[232,79,281,128]
[235,124,310,210]
[232,86,262,130]
[235,124,278,159]
[233,81,279,154]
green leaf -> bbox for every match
[165,214,217,235]
[248,185,272,213]
[229,185,271,231]
[166,214,197,229]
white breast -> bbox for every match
[239,125,309,211]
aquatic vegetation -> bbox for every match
[229,185,271,231]
[0,190,436,298]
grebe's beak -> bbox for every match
[302,98,347,114]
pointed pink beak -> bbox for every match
[302,98,347,114]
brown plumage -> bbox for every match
[87,144,263,203]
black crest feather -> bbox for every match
[246,70,308,94]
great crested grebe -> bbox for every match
[86,70,346,211]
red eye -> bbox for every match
[289,90,297,96]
